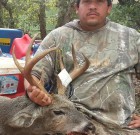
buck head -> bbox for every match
[12,34,95,135]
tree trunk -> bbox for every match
[38,0,47,40]
[56,0,75,28]
[0,0,15,28]
[0,3,4,27]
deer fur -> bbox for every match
[0,95,95,135]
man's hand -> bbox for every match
[128,114,140,128]
[26,85,52,106]
[24,76,52,106]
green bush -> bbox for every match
[109,1,140,32]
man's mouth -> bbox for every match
[87,12,99,16]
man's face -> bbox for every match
[75,0,112,31]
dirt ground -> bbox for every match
[132,74,140,114]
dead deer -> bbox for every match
[0,34,96,135]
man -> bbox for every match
[25,0,140,134]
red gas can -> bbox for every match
[10,34,31,59]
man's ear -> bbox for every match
[74,3,79,14]
[107,4,112,15]
[7,108,43,128]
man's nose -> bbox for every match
[88,1,98,9]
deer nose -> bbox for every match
[84,122,96,133]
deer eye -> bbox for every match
[53,110,65,115]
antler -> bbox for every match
[70,44,90,80]
[57,44,90,95]
[12,33,58,97]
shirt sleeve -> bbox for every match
[31,32,58,85]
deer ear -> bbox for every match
[7,109,42,128]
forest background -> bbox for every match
[0,0,140,39]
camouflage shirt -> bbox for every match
[32,19,140,128]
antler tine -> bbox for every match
[57,49,66,95]
[58,49,65,70]
[12,33,58,96]
[69,44,90,80]
[25,33,39,63]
